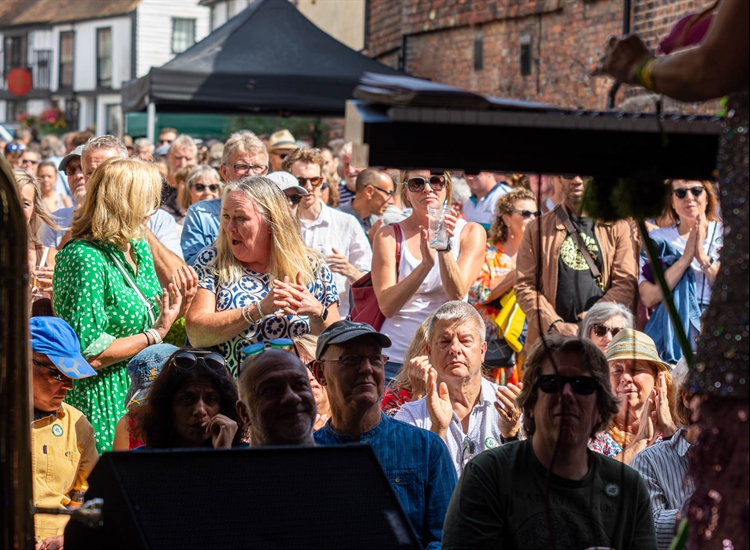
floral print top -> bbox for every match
[194,246,339,377]
[468,240,514,340]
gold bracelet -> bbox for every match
[636,57,657,92]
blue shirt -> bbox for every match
[181,198,222,265]
[314,413,456,550]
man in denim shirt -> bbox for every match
[312,321,456,550]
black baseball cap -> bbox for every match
[315,321,392,360]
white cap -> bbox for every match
[267,171,308,195]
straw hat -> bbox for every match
[605,329,672,373]
[268,129,297,152]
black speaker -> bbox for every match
[65,445,421,550]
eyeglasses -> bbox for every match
[6,143,25,152]
[512,209,540,220]
[297,176,324,188]
[317,354,389,368]
[228,163,268,176]
[32,359,71,382]
[536,375,599,395]
[406,175,446,193]
[193,183,220,193]
[370,184,394,198]
[171,350,227,373]
[286,194,303,205]
[672,186,705,200]
[591,324,623,338]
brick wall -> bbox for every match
[367,0,720,113]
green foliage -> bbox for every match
[583,171,671,222]
[225,116,329,146]
[164,317,187,347]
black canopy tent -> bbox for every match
[121,0,402,133]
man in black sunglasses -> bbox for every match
[338,169,407,243]
[443,336,657,550]
[29,317,99,548]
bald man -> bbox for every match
[236,350,317,447]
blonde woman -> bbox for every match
[186,176,340,378]
[53,158,184,453]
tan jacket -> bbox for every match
[515,204,638,351]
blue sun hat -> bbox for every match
[124,344,180,409]
[30,317,96,379]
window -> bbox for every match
[473,35,484,71]
[4,35,28,85]
[59,31,74,88]
[520,35,532,76]
[7,100,27,123]
[65,99,79,130]
[171,18,196,54]
[105,104,121,136]
[97,28,112,87]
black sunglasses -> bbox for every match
[536,374,599,395]
[171,350,227,373]
[672,186,705,200]
[32,359,71,382]
[193,183,220,193]
[512,209,540,220]
[406,175,446,193]
[591,324,622,338]
[286,194,303,205]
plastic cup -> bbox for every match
[427,205,449,249]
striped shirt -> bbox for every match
[630,428,695,550]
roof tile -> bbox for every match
[0,0,142,27]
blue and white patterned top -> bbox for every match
[194,246,339,377]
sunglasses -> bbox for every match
[286,194,303,205]
[591,324,622,338]
[536,374,599,395]
[193,183,220,193]
[240,338,296,373]
[32,359,71,382]
[406,175,446,193]
[672,186,705,200]
[512,209,540,220]
[21,158,39,165]
[297,176,324,188]
[171,350,227,373]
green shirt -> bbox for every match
[53,238,161,453]
[443,438,658,550]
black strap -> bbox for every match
[555,206,601,279]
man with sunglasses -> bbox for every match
[267,171,309,216]
[283,147,371,317]
[515,175,637,352]
[312,321,456,550]
[443,336,657,550]
[338,169,408,243]
[463,172,511,233]
[29,317,99,549]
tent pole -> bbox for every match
[147,102,156,143]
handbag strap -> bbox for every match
[88,241,156,326]
[393,223,403,279]
[555,206,601,279]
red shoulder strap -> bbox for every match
[393,223,403,279]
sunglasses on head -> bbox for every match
[32,359,71,382]
[240,338,296,373]
[406,175,446,193]
[672,186,705,200]
[536,374,599,395]
[512,209,540,220]
[591,324,622,338]
[297,176,323,188]
[171,350,227,373]
[193,183,220,193]
[7,143,25,152]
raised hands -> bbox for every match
[407,355,432,402]
[154,279,183,339]
[418,226,436,268]
[426,368,453,439]
[327,248,363,283]
[270,273,326,319]
[494,382,523,438]
[173,264,198,318]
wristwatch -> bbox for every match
[436,240,452,253]
[700,257,715,271]
[312,303,329,323]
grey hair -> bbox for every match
[577,302,635,340]
[428,301,486,343]
[134,138,154,153]
[168,134,197,156]
[186,165,221,188]
[451,176,471,205]
[222,130,268,165]
[81,135,128,160]
[39,135,65,157]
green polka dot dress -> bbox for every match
[53,239,161,453]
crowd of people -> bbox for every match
[5,0,747,546]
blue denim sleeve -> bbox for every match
[181,203,220,266]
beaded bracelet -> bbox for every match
[636,57,657,92]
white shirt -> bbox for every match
[40,207,184,259]
[395,377,504,477]
[462,183,511,230]
[300,200,372,316]
[639,221,723,306]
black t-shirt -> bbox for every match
[555,213,604,323]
